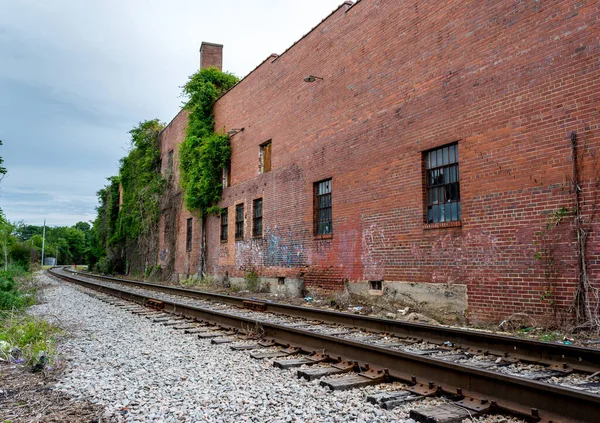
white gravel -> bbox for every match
[33,275,455,423]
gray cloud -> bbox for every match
[0,0,343,226]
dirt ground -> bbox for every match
[0,361,114,423]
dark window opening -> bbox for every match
[260,141,272,173]
[253,198,263,238]
[167,150,174,177]
[370,280,383,291]
[222,162,231,188]
[314,179,332,235]
[220,208,228,242]
[425,143,460,223]
[235,203,244,240]
[185,218,193,252]
[278,277,285,286]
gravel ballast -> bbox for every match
[32,274,526,423]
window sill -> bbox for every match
[253,235,263,239]
[314,233,333,240]
[235,237,244,241]
[423,220,462,230]
[220,239,228,244]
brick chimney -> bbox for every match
[200,42,223,70]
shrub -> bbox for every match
[0,266,35,311]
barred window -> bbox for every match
[253,198,263,238]
[220,208,228,242]
[314,179,332,235]
[425,143,460,223]
[235,203,244,240]
[185,218,193,252]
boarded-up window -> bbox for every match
[425,143,460,223]
[253,198,263,238]
[314,179,332,235]
[235,203,244,240]
[260,141,272,173]
[186,218,193,252]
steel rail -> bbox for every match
[63,268,600,373]
[49,268,600,423]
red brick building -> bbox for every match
[158,0,600,322]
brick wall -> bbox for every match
[167,0,600,321]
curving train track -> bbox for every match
[47,267,600,423]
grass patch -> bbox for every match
[0,312,62,366]
[0,265,37,311]
[0,266,62,369]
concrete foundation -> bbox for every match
[227,276,304,298]
[347,281,468,315]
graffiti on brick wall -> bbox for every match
[234,239,263,269]
[264,228,306,267]
[233,227,307,269]
[361,224,390,280]
[159,249,168,264]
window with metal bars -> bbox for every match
[220,208,228,242]
[253,198,263,238]
[185,218,193,252]
[425,143,460,223]
[235,203,244,240]
[314,179,332,235]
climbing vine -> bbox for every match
[179,68,238,215]
[89,120,165,274]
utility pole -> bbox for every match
[41,218,46,267]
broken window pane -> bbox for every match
[425,143,460,224]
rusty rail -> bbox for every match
[48,268,600,422]
[62,268,600,373]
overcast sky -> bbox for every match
[0,0,344,227]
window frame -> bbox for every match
[220,208,228,242]
[260,140,272,174]
[253,198,263,238]
[314,178,332,237]
[222,161,231,188]
[235,203,244,240]
[185,218,193,252]
[424,142,461,225]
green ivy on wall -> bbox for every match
[179,67,238,215]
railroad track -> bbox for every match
[47,268,600,423]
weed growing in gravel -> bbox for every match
[0,312,62,366]
[0,266,37,311]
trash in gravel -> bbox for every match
[352,306,363,312]
[398,307,410,316]
[563,336,574,344]
[32,350,48,372]
[304,296,313,302]
[584,339,600,345]
[9,346,23,362]
[443,341,453,347]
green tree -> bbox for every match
[0,213,14,271]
